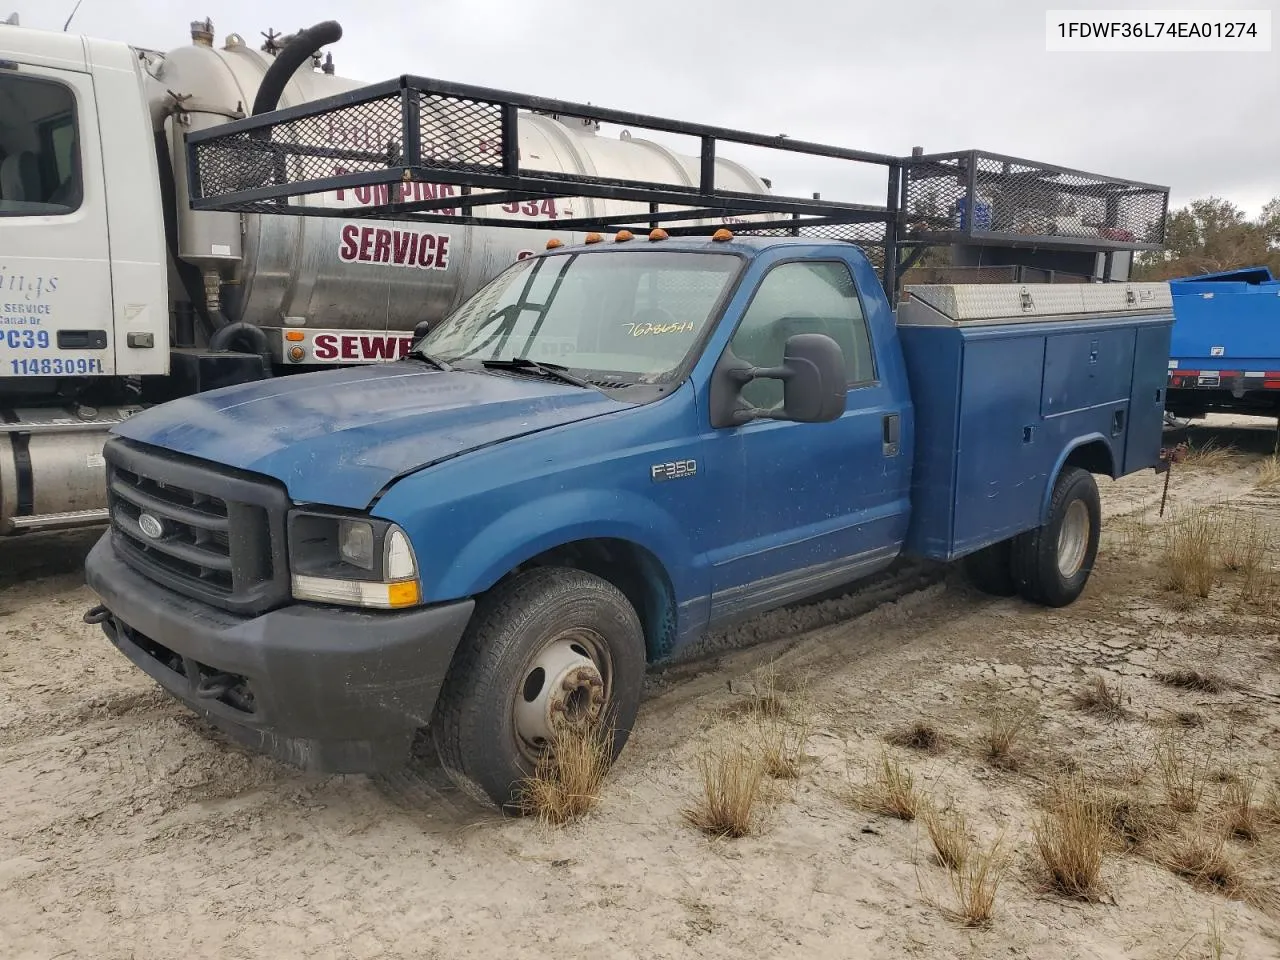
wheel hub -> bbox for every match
[514,637,606,747]
[1057,499,1090,578]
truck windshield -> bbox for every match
[418,250,742,385]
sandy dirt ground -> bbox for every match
[2,414,1278,960]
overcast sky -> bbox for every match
[18,0,1280,216]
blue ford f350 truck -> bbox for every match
[82,73,1175,811]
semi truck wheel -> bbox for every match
[961,539,1017,596]
[431,566,646,812]
[1010,466,1101,608]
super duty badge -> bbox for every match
[651,460,697,483]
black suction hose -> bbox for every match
[252,21,343,118]
[208,321,271,355]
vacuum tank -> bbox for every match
[155,21,772,343]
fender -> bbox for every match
[406,487,704,612]
[1040,432,1115,522]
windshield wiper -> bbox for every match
[406,346,452,371]
[480,357,593,389]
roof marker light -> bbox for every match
[649,228,669,241]
[615,230,634,242]
[584,232,604,244]
[545,238,563,249]
[712,228,734,241]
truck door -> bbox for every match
[701,255,910,624]
[0,64,112,378]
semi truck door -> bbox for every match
[0,65,112,378]
[703,258,909,623]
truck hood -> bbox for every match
[112,363,633,509]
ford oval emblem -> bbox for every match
[137,512,165,540]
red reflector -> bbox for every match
[1264,380,1280,390]
[1219,371,1242,379]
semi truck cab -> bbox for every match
[0,27,167,532]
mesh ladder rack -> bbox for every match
[184,74,1170,293]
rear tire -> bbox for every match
[431,566,646,813]
[961,539,1017,596]
[1010,466,1101,608]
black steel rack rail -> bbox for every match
[185,74,1170,293]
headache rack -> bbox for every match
[185,74,1170,293]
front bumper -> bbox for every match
[84,532,474,774]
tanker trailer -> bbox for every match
[0,15,771,535]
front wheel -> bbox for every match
[431,566,646,812]
[1010,466,1101,608]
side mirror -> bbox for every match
[412,319,432,340]
[709,332,847,428]
[779,333,847,423]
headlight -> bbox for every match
[339,519,376,570]
[287,511,421,609]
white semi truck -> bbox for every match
[0,15,771,536]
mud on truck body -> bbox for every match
[73,29,1177,812]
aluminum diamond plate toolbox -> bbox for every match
[896,282,1173,326]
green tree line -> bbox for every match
[1133,196,1280,280]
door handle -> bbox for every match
[882,413,900,457]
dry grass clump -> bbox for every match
[517,722,614,824]
[916,799,1010,928]
[1261,782,1280,827]
[740,661,811,781]
[1087,788,1176,850]
[921,802,970,870]
[1256,455,1280,489]
[980,701,1036,771]
[756,707,810,781]
[1162,510,1219,600]
[851,752,922,822]
[1158,834,1246,899]
[1182,440,1238,469]
[1171,709,1206,729]
[1221,774,1263,842]
[1156,668,1230,694]
[1217,511,1268,576]
[1032,775,1108,900]
[1072,675,1130,722]
[1155,733,1210,814]
[683,739,767,839]
[1241,566,1279,607]
[887,720,947,755]
[942,834,1008,928]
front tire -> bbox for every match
[1010,466,1101,608]
[431,566,646,812]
